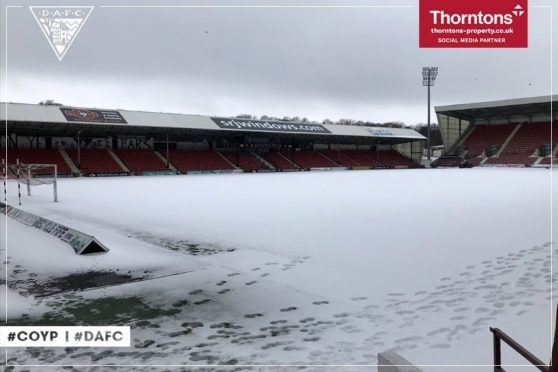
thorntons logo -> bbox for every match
[419,0,528,48]
[430,4,524,25]
[30,6,94,61]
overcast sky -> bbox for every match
[0,0,555,125]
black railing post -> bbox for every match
[492,327,503,372]
[490,327,549,372]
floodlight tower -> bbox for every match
[422,66,438,161]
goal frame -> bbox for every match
[1,160,58,203]
[23,163,58,202]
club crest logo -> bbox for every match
[29,6,94,61]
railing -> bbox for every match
[490,327,549,372]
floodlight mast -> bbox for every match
[422,66,438,161]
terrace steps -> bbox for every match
[59,149,80,174]
[108,149,130,173]
[495,123,523,157]
[154,151,176,171]
[217,151,240,169]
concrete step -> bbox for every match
[278,152,300,169]
[251,152,275,170]
[495,123,522,156]
[533,157,545,166]
[59,148,80,175]
[318,151,340,166]
[154,151,177,171]
[449,123,475,155]
[217,151,240,169]
[107,149,130,173]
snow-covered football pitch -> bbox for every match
[0,168,555,370]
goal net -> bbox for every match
[1,160,58,203]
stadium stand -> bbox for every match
[221,152,264,172]
[341,150,385,168]
[435,96,558,168]
[167,150,236,173]
[465,157,484,167]
[1,102,431,175]
[382,150,416,168]
[282,150,339,169]
[114,149,168,174]
[1,148,72,175]
[365,150,415,168]
[539,156,556,165]
[434,156,463,167]
[484,155,537,166]
[263,152,299,170]
[0,148,417,175]
[320,150,360,167]
[485,122,550,166]
[462,123,518,158]
[66,149,128,175]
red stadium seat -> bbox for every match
[66,149,127,175]
[320,150,358,167]
[463,123,518,157]
[539,156,556,165]
[342,151,384,168]
[114,149,168,174]
[1,148,72,176]
[221,152,264,172]
[363,150,415,168]
[434,156,463,167]
[167,150,235,173]
[280,150,338,169]
[264,152,298,170]
[486,122,552,166]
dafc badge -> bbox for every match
[29,6,94,60]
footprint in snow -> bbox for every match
[351,297,368,301]
[244,313,263,319]
[431,343,450,349]
[312,301,329,305]
[280,307,297,312]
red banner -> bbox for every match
[419,0,528,48]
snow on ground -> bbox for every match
[0,168,555,370]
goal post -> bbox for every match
[6,162,58,203]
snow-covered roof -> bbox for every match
[435,95,557,121]
[0,102,425,142]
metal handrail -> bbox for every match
[490,327,549,372]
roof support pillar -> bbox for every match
[165,132,170,168]
[236,142,240,166]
